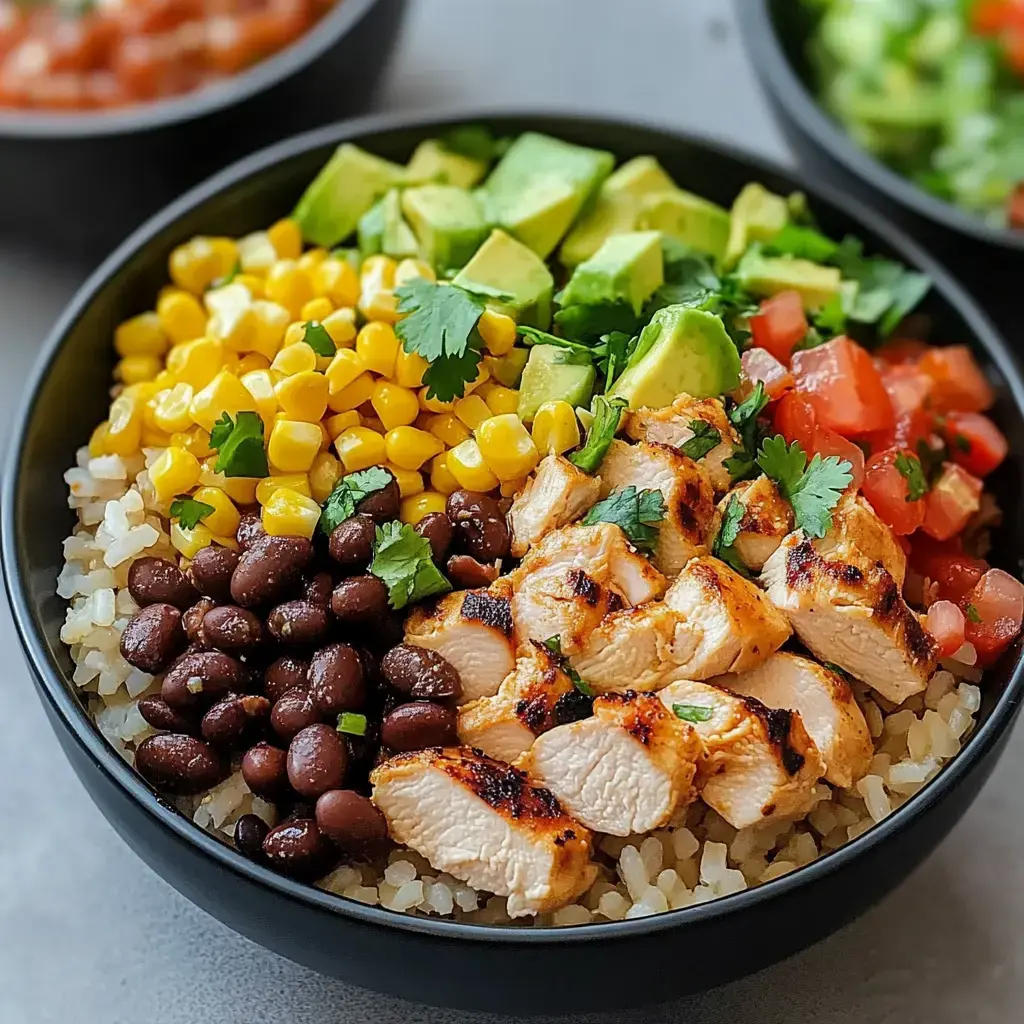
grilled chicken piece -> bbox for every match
[658,680,824,829]
[717,652,873,789]
[761,532,938,705]
[713,476,794,573]
[370,747,597,918]
[625,394,741,492]
[506,521,667,654]
[509,455,602,558]
[597,440,715,576]
[404,590,516,704]
[519,691,705,836]
[457,640,591,762]
[816,494,906,588]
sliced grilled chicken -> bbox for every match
[625,394,741,492]
[713,476,794,572]
[597,440,716,576]
[658,680,824,829]
[761,532,938,705]
[717,652,873,789]
[370,747,597,918]
[404,590,516,704]
[519,691,705,836]
[457,640,590,762]
[508,455,602,558]
[816,493,907,588]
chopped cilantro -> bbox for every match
[812,293,847,337]
[439,125,509,163]
[209,411,269,479]
[724,382,770,482]
[965,603,983,624]
[370,521,451,610]
[302,321,335,357]
[763,224,839,263]
[822,662,851,680]
[583,486,666,553]
[554,301,641,344]
[542,635,595,698]
[647,241,721,312]
[320,466,393,535]
[895,452,929,501]
[679,420,722,461]
[954,433,972,454]
[569,396,627,474]
[516,325,594,363]
[712,495,749,577]
[169,495,215,530]
[337,712,368,737]
[672,703,713,724]
[594,330,637,392]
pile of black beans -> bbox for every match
[117,473,512,883]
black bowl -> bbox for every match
[737,0,1024,329]
[4,111,1024,1015]
[0,0,407,259]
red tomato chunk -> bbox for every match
[925,600,966,659]
[749,291,807,365]
[944,411,1008,477]
[918,346,995,414]
[963,570,1024,666]
[741,347,794,400]
[921,463,983,542]
[861,448,926,536]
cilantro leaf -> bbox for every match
[169,495,215,530]
[395,278,486,402]
[439,125,509,163]
[895,452,929,501]
[756,434,853,539]
[583,486,666,553]
[594,330,637,392]
[679,420,721,461]
[320,466,393,535]
[337,712,368,737]
[542,635,595,698]
[672,703,713,724]
[370,521,452,610]
[724,382,770,482]
[553,301,641,344]
[302,321,335,357]
[822,662,850,680]
[813,293,847,337]
[965,603,982,624]
[712,495,749,577]
[763,223,839,263]
[647,241,721,312]
[516,324,595,363]
[210,411,269,479]
[569,396,627,474]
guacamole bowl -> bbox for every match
[4,111,1024,1013]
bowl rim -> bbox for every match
[738,0,1024,253]
[0,0,385,140]
[5,107,1024,946]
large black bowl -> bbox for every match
[0,0,407,258]
[4,111,1024,1014]
[737,0,1023,329]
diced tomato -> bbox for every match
[774,391,817,452]
[880,364,932,419]
[791,337,895,437]
[972,0,1017,34]
[921,463,984,541]
[909,535,989,604]
[1010,183,1024,230]
[926,600,967,659]
[876,338,929,366]
[814,427,866,491]
[861,448,927,535]
[963,569,1024,666]
[749,291,807,365]
[943,411,1008,477]
[741,347,794,400]
[918,346,995,414]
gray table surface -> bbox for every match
[1,1,1021,1021]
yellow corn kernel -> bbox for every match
[328,372,376,413]
[152,383,195,434]
[166,337,225,390]
[476,414,540,482]
[427,413,471,448]
[322,308,357,348]
[485,385,520,416]
[454,394,491,431]
[267,218,303,261]
[170,237,237,294]
[356,321,400,377]
[271,342,317,377]
[394,258,436,286]
[172,428,214,460]
[282,322,307,349]
[478,309,517,356]
[500,477,528,498]
[237,231,276,276]
[171,521,216,559]
[362,415,386,434]
[189,370,257,432]
[275,370,328,423]
[150,446,202,503]
[237,352,270,374]
[247,300,290,360]
[198,460,259,505]
[531,400,581,455]
[88,421,110,458]
[115,312,168,358]
[314,258,360,308]
[122,380,163,404]
[262,487,321,539]
[208,238,240,279]
[266,259,315,318]
[335,426,388,473]
[157,290,207,345]
[358,255,398,323]
[447,439,500,492]
[418,388,454,414]
[255,474,310,505]
[324,348,367,394]
[116,355,162,386]
[463,361,491,394]
[394,348,428,389]
[153,370,177,390]
[429,453,460,495]
[191,486,241,538]
[386,463,425,498]
[105,394,143,456]
[370,380,419,431]
[300,296,333,323]
[400,491,447,526]
[324,410,362,439]
[309,451,342,503]
[239,369,279,425]
[268,419,323,473]
[384,426,444,471]
[297,248,328,274]
[234,273,266,298]
[141,427,174,448]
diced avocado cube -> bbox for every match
[735,251,843,311]
[406,139,488,189]
[358,190,417,259]
[479,132,615,258]
[638,190,731,264]
[357,198,385,257]
[484,347,530,388]
[401,185,488,273]
[294,144,406,248]
[609,306,740,409]
[723,183,791,270]
[559,230,664,315]
[452,228,556,329]
[517,345,596,423]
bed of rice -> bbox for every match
[59,446,986,927]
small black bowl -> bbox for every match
[0,0,407,258]
[737,0,1024,327]
[4,111,1024,1014]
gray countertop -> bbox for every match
[1,2,1021,1021]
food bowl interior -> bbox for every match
[9,114,1024,940]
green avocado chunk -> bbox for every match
[637,191,731,265]
[517,344,597,423]
[735,250,843,311]
[294,144,406,248]
[479,132,614,259]
[400,185,488,272]
[405,139,489,189]
[452,228,555,329]
[723,183,791,270]
[559,230,665,315]
[357,190,417,259]
[609,305,740,409]
[484,347,530,388]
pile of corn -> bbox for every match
[90,218,583,553]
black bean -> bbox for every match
[446,490,510,562]
[201,694,270,747]
[120,603,185,673]
[270,687,322,742]
[236,512,266,551]
[264,656,309,703]
[380,644,462,702]
[287,723,349,798]
[137,696,197,735]
[446,490,503,522]
[356,473,400,522]
[161,650,246,709]
[381,702,458,751]
[199,605,264,652]
[330,576,389,624]
[303,571,334,607]
[182,597,216,644]
[127,557,197,610]
[231,536,314,608]
[241,741,290,798]
[328,515,376,571]
[446,553,499,590]
[262,819,336,881]
[315,790,388,856]
[187,546,241,603]
[135,734,225,794]
[414,512,452,562]
[309,644,365,715]
[234,813,269,861]
[267,600,331,645]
